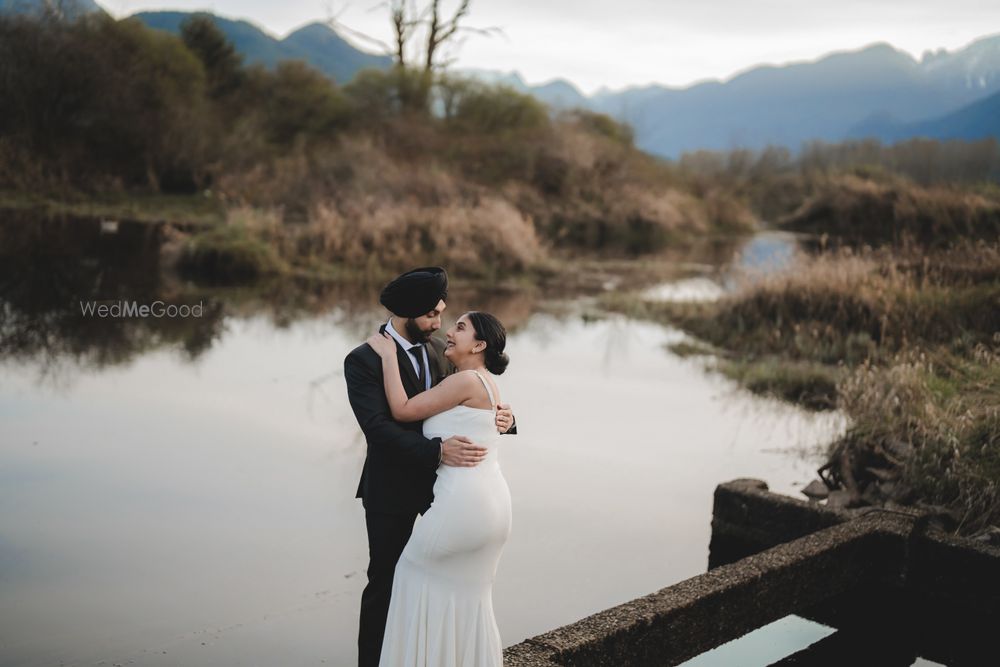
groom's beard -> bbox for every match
[405,318,434,344]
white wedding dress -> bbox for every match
[379,372,512,667]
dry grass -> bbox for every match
[832,345,1000,533]
[781,174,1000,246]
[306,195,542,277]
[645,244,1000,363]
[185,117,758,278]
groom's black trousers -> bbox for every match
[358,509,418,667]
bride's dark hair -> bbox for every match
[466,312,509,375]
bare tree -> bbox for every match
[423,0,470,71]
[325,0,498,111]
[390,0,415,67]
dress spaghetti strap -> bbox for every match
[473,371,496,410]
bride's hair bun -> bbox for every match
[488,351,510,375]
[466,311,509,375]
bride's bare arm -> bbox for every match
[367,333,476,422]
[390,373,478,422]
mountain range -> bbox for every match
[851,87,1000,143]
[4,0,999,158]
[589,38,1000,156]
[133,11,392,85]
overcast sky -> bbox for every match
[109,1,1000,94]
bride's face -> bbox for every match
[444,314,485,361]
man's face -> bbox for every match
[405,300,446,343]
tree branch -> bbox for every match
[322,1,396,57]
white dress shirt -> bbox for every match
[385,319,432,391]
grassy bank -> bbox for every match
[0,190,225,226]
[779,174,1000,247]
[832,347,999,533]
[4,102,757,283]
[169,110,755,281]
[604,235,1000,533]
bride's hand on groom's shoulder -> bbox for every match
[366,332,396,359]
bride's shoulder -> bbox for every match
[435,370,483,403]
[447,369,498,397]
[441,369,481,386]
[444,369,491,391]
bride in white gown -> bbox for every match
[366,311,513,667]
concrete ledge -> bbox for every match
[709,478,848,568]
[504,479,1000,667]
[505,513,906,667]
[710,480,1000,613]
[502,641,562,667]
[908,527,1000,613]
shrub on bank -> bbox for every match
[306,196,542,277]
[0,14,209,192]
[832,348,1000,533]
[446,83,549,135]
[779,175,1000,246]
[659,245,999,361]
[675,139,1000,224]
[719,359,841,410]
[178,208,287,281]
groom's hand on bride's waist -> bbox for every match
[441,435,488,467]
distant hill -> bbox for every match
[0,4,391,84]
[851,88,1000,142]
[913,90,1000,141]
[457,68,588,109]
[132,12,392,84]
[280,22,392,85]
[528,79,589,110]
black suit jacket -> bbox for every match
[345,326,452,515]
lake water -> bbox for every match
[0,217,848,665]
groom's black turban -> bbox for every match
[379,267,448,317]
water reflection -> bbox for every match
[733,231,799,274]
[0,214,607,380]
[0,213,761,373]
[678,617,949,666]
[0,216,844,666]
[679,616,835,666]
[639,231,802,304]
[0,214,226,384]
[642,277,726,302]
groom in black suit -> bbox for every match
[344,267,515,667]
